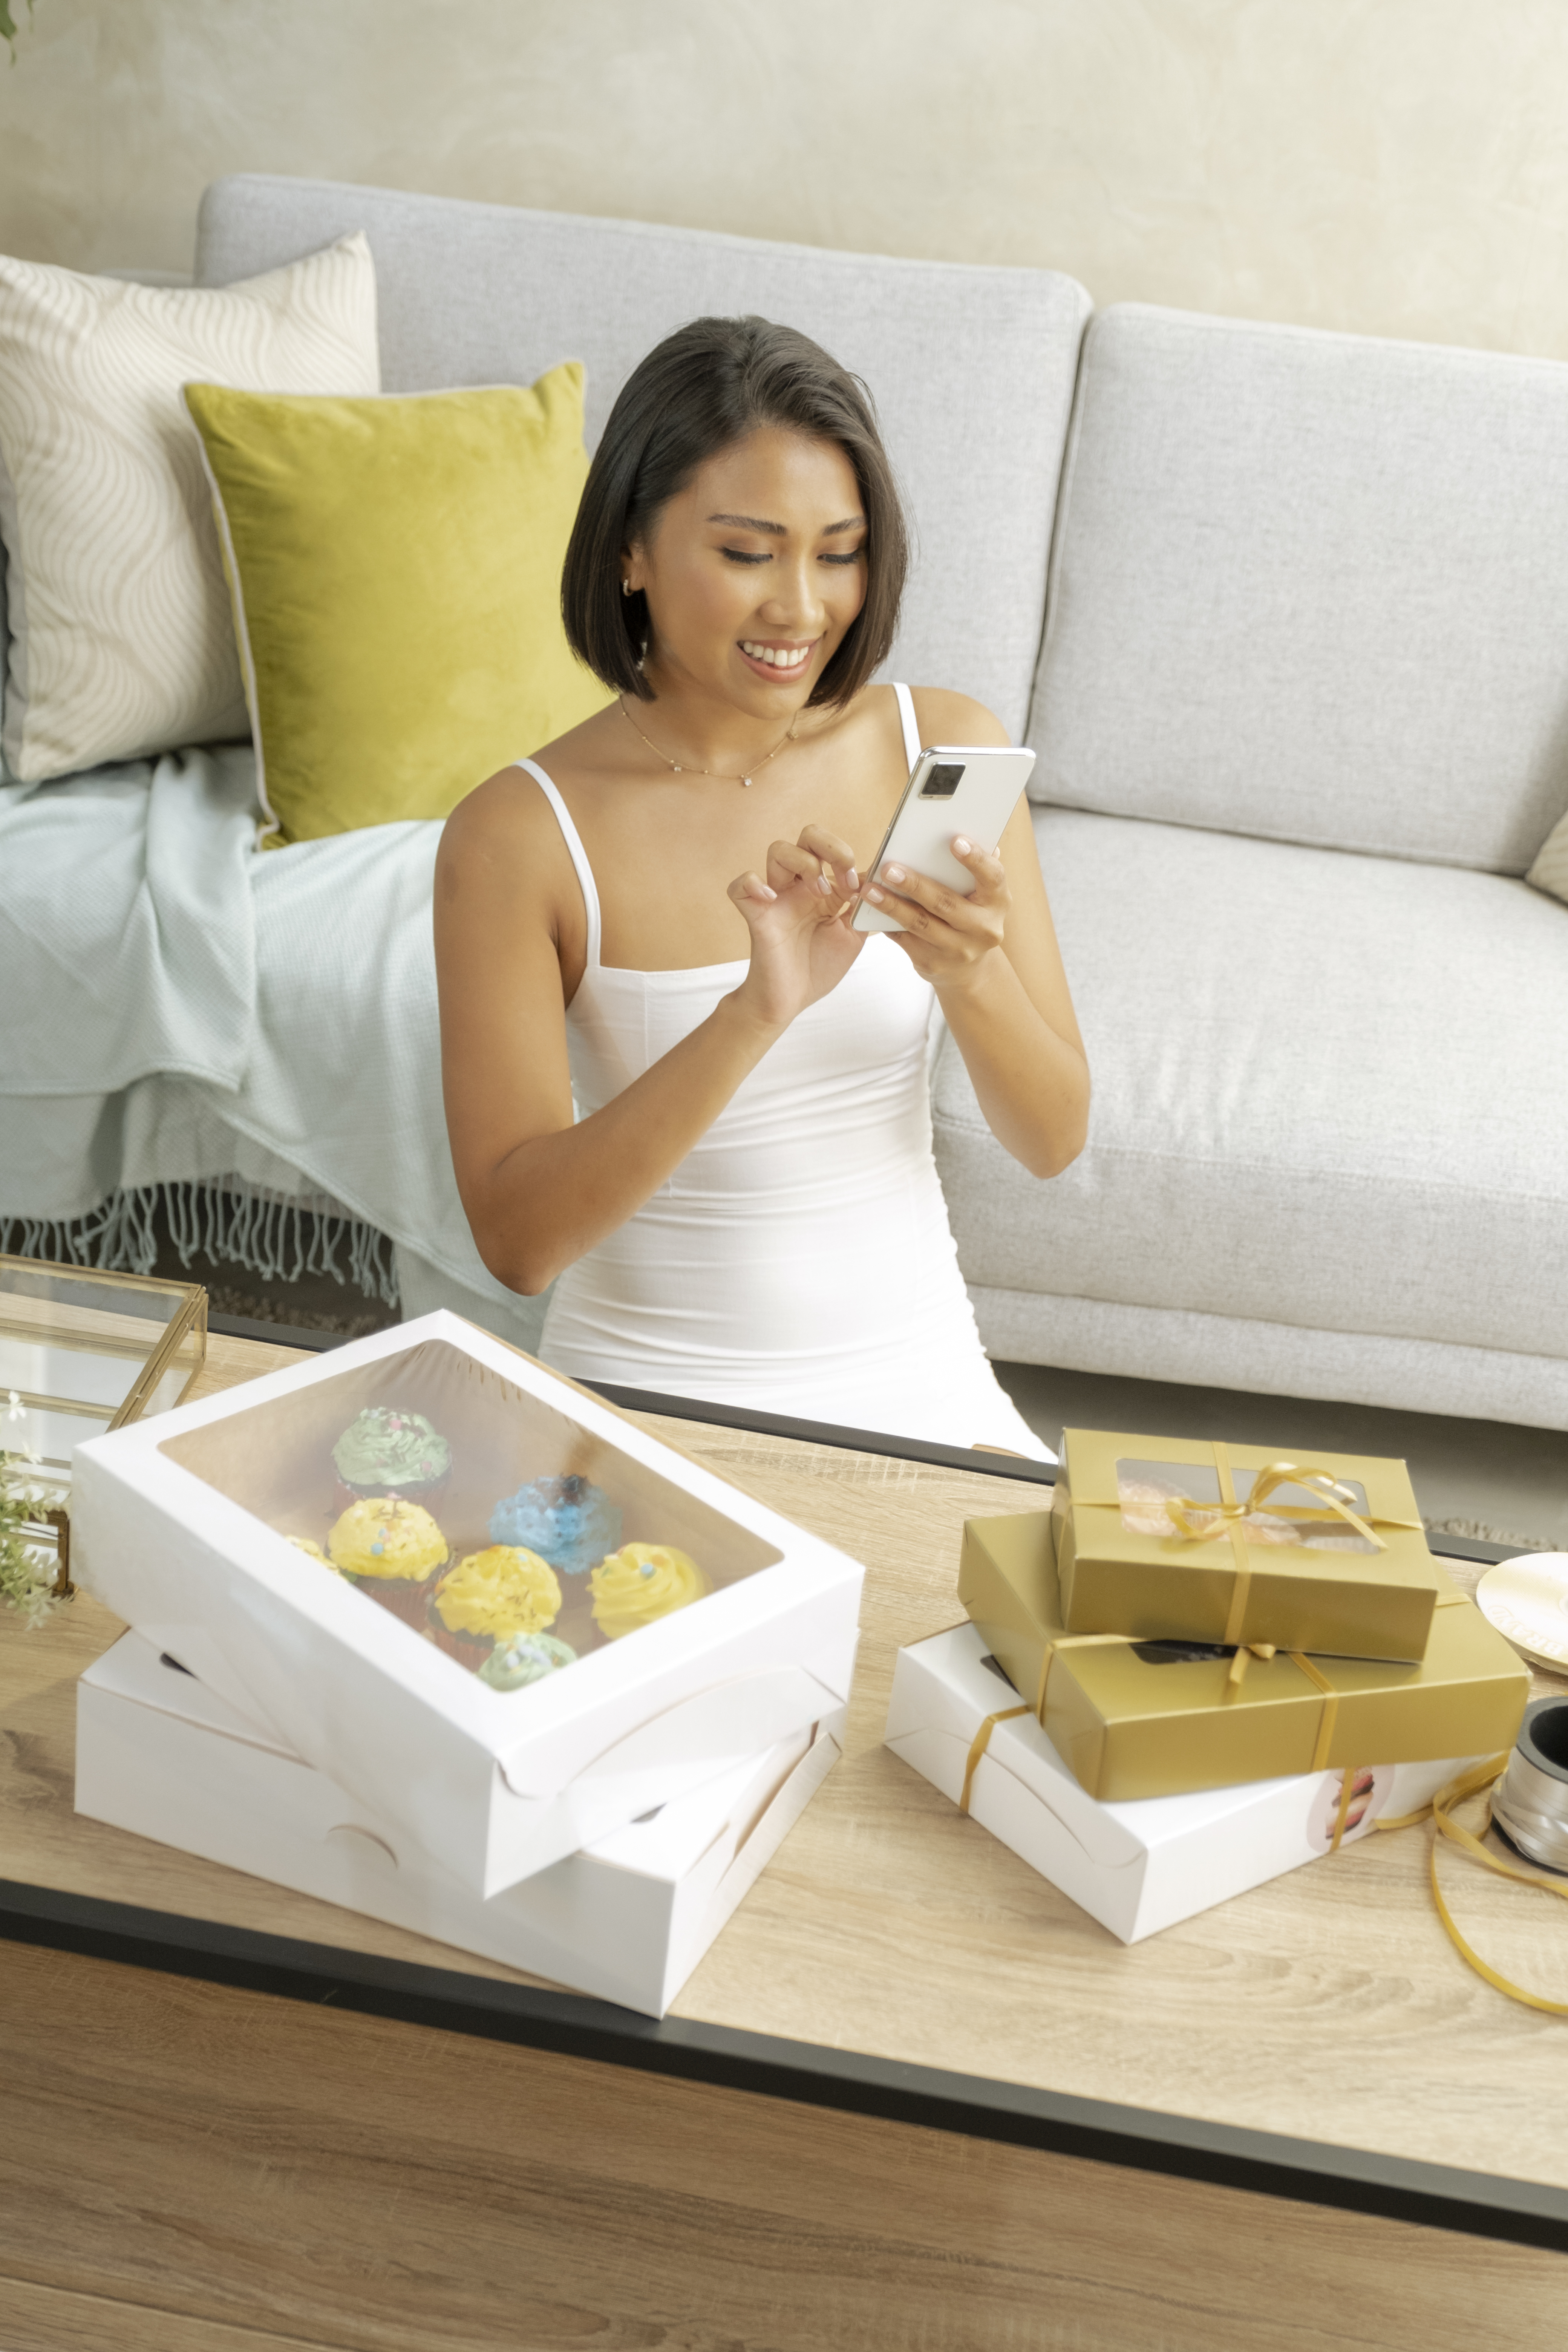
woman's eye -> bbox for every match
[821,551,862,567]
[720,547,770,566]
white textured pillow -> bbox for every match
[1527,808,1568,906]
[0,233,379,784]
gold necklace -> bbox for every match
[618,697,797,789]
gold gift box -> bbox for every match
[959,1508,1528,1802]
[1052,1428,1445,1664]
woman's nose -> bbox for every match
[758,558,824,626]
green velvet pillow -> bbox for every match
[183,367,609,843]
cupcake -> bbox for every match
[479,1632,578,1691]
[589,1543,709,1642]
[327,1496,449,1629]
[488,1474,621,1574]
[427,1544,562,1671]
[331,1407,451,1514]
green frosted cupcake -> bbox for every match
[478,1632,578,1691]
[331,1406,451,1513]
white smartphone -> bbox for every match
[851,742,1037,934]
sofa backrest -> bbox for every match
[1028,303,1568,873]
[196,175,1090,743]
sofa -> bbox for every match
[3,172,1566,1431]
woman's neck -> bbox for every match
[631,663,815,775]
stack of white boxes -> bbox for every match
[70,1311,863,2015]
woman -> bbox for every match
[435,316,1089,1455]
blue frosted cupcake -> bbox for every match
[488,1474,622,1576]
[479,1632,578,1691]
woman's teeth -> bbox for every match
[741,641,812,670]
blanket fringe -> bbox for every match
[0,1178,401,1308]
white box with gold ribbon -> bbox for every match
[885,1623,1475,1943]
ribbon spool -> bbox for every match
[1492,1696,1568,1874]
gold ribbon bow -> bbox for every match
[1162,1450,1396,1646]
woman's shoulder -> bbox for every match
[902,684,1012,747]
[442,702,622,854]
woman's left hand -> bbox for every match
[860,836,1009,992]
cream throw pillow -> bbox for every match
[1527,808,1568,905]
[0,233,379,783]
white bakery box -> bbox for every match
[886,1624,1476,1942]
[69,1311,863,1898]
[78,1630,843,2018]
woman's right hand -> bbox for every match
[726,824,865,1032]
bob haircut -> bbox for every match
[562,315,908,708]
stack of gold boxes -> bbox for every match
[960,1430,1530,1802]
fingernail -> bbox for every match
[845,868,859,891]
[883,863,904,884]
[867,885,884,903]
[760,884,777,900]
[818,875,832,895]
[953,836,972,856]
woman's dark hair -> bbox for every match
[562,315,908,707]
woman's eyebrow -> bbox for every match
[705,512,866,535]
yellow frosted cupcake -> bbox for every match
[327,1497,449,1628]
[590,1543,709,1642]
[428,1545,562,1670]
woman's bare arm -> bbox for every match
[863,690,1089,1178]
[435,770,861,1294]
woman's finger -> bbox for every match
[728,870,778,908]
[868,860,973,931]
[795,823,860,894]
[949,835,1007,895]
[768,840,840,899]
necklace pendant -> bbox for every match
[742,775,753,788]
[672,764,681,773]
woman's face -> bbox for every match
[626,426,868,715]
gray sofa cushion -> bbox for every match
[934,807,1568,1367]
[1029,305,1568,872]
[196,174,1090,741]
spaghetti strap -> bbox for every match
[517,756,601,968]
[893,681,921,772]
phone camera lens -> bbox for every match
[920,763,964,799]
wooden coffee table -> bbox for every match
[2,1325,1564,2351]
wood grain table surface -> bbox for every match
[2,1328,1565,2350]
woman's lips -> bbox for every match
[738,639,815,681]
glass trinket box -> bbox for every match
[0,1255,207,1590]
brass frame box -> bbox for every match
[1,1255,207,1584]
[1052,1428,1444,1664]
[959,1509,1528,1803]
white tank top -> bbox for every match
[516,683,1048,1456]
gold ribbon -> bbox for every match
[959,1706,1029,1813]
[958,1633,1132,1815]
[1366,1755,1568,2014]
[1222,1641,1277,1696]
[1290,1650,1340,1771]
[1326,1763,1368,1854]
[1162,1448,1407,1646]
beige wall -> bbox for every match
[9,0,1568,358]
